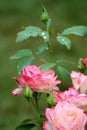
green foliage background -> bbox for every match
[0,0,87,129]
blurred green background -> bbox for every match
[0,0,87,129]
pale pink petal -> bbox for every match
[43,102,87,130]
[54,87,87,109]
[70,71,87,93]
[42,121,52,130]
[12,87,23,96]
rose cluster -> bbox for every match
[12,65,87,130]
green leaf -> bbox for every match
[16,123,36,130]
[16,26,49,43]
[62,26,87,36]
[40,63,56,71]
[56,59,77,71]
[35,44,48,55]
[16,26,42,42]
[20,119,33,125]
[56,66,71,90]
[39,31,49,42]
[17,56,35,74]
[56,35,71,50]
[10,49,32,59]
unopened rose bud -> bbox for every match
[78,58,86,72]
[47,93,56,106]
[83,57,87,66]
[40,7,49,24]
[23,86,33,100]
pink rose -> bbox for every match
[43,102,87,130]
[54,87,87,108]
[12,65,61,96]
[70,71,87,93]
[83,57,87,66]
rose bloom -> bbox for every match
[43,101,87,130]
[70,71,87,93]
[12,65,61,96]
[83,57,87,66]
[54,87,87,108]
